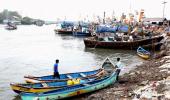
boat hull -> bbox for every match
[5,26,17,30]
[84,36,164,50]
[137,52,150,59]
[11,76,100,93]
[10,84,56,93]
[73,31,91,36]
[54,29,73,34]
[137,47,150,60]
[24,69,102,83]
[21,71,118,100]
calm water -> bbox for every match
[0,25,144,100]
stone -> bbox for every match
[140,80,149,86]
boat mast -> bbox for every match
[162,0,167,18]
[103,11,106,24]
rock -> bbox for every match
[165,60,170,63]
[159,63,170,68]
[140,80,149,86]
[164,91,170,99]
[141,72,146,75]
[166,76,170,80]
[159,69,169,72]
[129,72,136,76]
[163,56,170,59]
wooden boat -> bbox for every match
[72,23,92,36]
[137,46,150,59]
[54,21,74,34]
[84,35,164,50]
[10,76,100,94]
[54,29,73,34]
[21,58,118,100]
[5,25,17,30]
[24,68,105,83]
[5,22,17,30]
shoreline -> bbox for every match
[71,36,170,100]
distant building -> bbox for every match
[143,18,167,25]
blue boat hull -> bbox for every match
[24,69,102,82]
[21,71,118,100]
[73,32,91,36]
[137,46,150,59]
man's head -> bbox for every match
[56,59,59,63]
[117,58,120,61]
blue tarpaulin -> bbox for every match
[96,25,118,33]
[61,21,74,28]
[118,25,129,33]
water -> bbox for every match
[0,24,144,100]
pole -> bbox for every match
[162,0,167,18]
[103,11,105,24]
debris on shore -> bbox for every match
[72,37,170,100]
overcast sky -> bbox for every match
[0,0,169,21]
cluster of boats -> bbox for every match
[54,20,169,61]
[54,21,92,36]
[10,58,119,100]
[10,19,169,99]
[54,21,167,50]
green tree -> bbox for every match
[21,17,33,25]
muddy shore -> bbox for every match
[71,36,170,100]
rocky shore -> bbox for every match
[71,36,170,100]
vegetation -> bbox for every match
[0,9,44,25]
[21,17,33,25]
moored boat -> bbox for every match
[24,68,105,83]
[54,21,74,34]
[137,46,151,59]
[54,29,73,34]
[10,75,100,94]
[5,26,17,30]
[84,35,164,50]
[5,25,17,30]
[73,31,91,36]
[21,58,118,100]
[72,22,92,36]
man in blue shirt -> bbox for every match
[54,59,60,79]
[115,58,123,82]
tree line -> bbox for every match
[0,9,44,25]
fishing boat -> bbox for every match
[84,35,164,50]
[54,29,73,34]
[5,22,17,30]
[24,68,105,83]
[54,21,74,34]
[137,46,151,59]
[73,31,91,36]
[72,21,92,36]
[5,25,17,30]
[10,75,100,94]
[21,58,118,100]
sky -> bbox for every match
[0,0,170,21]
